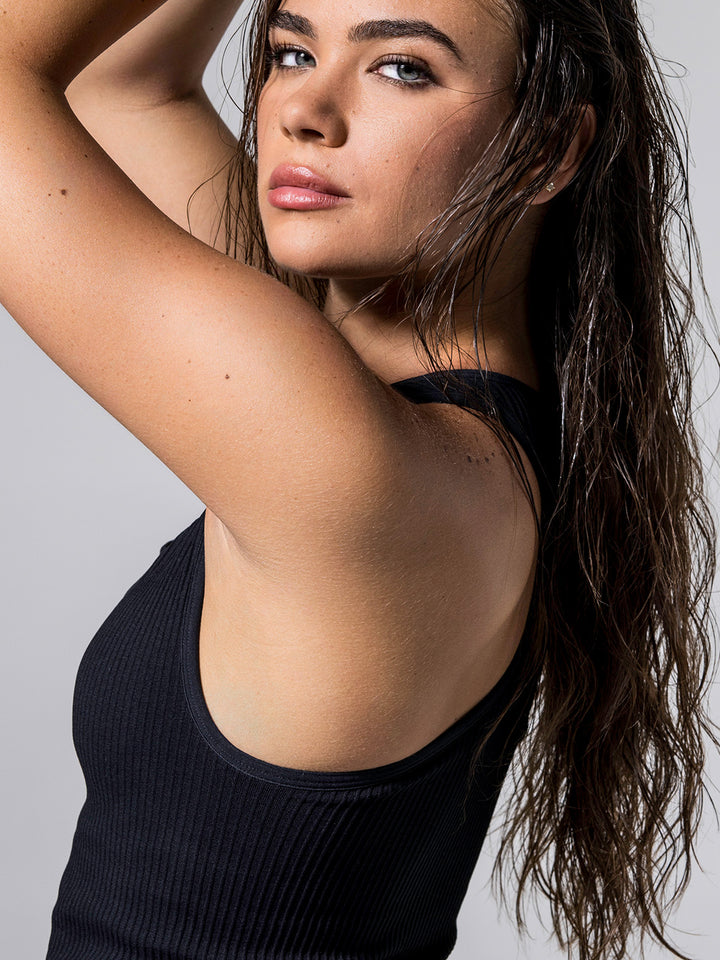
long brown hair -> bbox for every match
[214,2,720,957]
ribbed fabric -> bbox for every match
[46,369,559,960]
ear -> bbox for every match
[530,104,597,205]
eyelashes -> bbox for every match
[266,42,436,89]
[374,56,435,88]
[267,44,315,71]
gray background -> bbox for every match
[1,2,718,957]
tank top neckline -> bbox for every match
[388,366,542,395]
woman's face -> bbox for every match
[256,0,518,282]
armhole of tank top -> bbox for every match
[178,512,532,792]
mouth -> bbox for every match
[268,164,351,211]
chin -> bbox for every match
[269,249,331,278]
[269,248,374,282]
[262,216,397,280]
[268,242,404,285]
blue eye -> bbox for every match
[376,59,433,87]
[268,44,316,70]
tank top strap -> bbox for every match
[389,368,560,515]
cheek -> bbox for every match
[376,107,498,235]
[255,90,278,173]
[382,109,503,274]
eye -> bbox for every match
[375,58,435,88]
[267,43,316,71]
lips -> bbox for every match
[269,165,350,197]
[267,165,351,211]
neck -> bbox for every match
[322,266,537,387]
[321,212,544,386]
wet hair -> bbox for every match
[214,2,719,958]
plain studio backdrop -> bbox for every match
[1,2,718,958]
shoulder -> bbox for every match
[383,397,541,595]
[222,388,541,616]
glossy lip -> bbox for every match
[269,164,351,198]
[270,163,350,197]
[267,187,350,211]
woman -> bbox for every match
[0,1,716,959]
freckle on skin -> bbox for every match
[485,457,490,463]
[225,374,230,380]
[60,189,67,196]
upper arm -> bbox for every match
[0,68,406,548]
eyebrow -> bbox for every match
[267,11,465,64]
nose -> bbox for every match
[277,72,349,148]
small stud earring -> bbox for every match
[545,182,556,193]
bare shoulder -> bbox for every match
[219,378,540,583]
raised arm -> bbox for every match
[65,0,244,248]
[0,0,410,552]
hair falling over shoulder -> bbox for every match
[216,2,720,957]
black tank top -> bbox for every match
[46,368,559,960]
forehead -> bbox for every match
[271,0,517,60]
